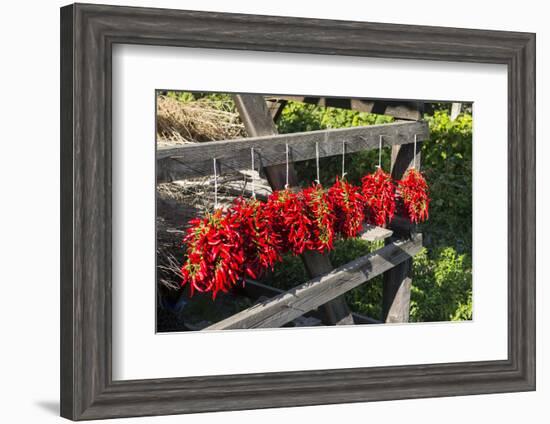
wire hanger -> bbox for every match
[285,143,290,189]
[341,140,347,179]
[413,134,418,169]
[250,147,256,199]
[315,141,321,185]
[213,157,218,209]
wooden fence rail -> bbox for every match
[236,279,382,325]
[157,120,428,182]
[205,234,422,330]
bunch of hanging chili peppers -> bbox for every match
[181,169,430,299]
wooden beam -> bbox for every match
[232,94,353,325]
[360,224,393,241]
[266,98,288,122]
[450,102,462,121]
[352,313,382,325]
[300,249,353,325]
[382,137,423,323]
[232,94,298,189]
[383,257,413,322]
[205,234,422,330]
[236,279,382,325]
[265,96,423,120]
[156,121,429,182]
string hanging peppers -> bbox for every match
[302,183,336,253]
[397,168,430,223]
[264,188,312,255]
[180,209,245,299]
[230,198,282,280]
[361,168,396,227]
[180,166,430,299]
[327,177,365,238]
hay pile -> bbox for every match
[156,95,246,145]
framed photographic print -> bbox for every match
[60,3,536,420]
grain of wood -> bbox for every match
[157,121,429,182]
[237,279,382,324]
[381,138,423,323]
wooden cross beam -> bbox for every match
[235,279,382,325]
[265,96,424,121]
[157,120,429,183]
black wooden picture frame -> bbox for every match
[60,3,536,420]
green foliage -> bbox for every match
[410,247,472,321]
[421,111,472,253]
[277,101,392,134]
[261,253,308,291]
[405,110,473,321]
[165,91,196,103]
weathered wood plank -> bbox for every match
[266,98,288,122]
[360,224,393,241]
[301,249,353,325]
[382,257,413,322]
[157,121,429,182]
[233,94,298,188]
[381,138,423,323]
[267,96,423,120]
[352,313,382,325]
[237,279,382,324]
[233,94,354,325]
[205,234,422,330]
[450,102,462,121]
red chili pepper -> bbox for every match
[327,177,365,238]
[264,188,312,255]
[230,197,282,280]
[361,168,396,227]
[397,168,430,223]
[302,183,335,253]
[180,208,244,299]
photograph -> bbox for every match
[155,92,473,332]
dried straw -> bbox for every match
[156,95,246,145]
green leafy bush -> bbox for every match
[421,111,472,253]
[410,247,472,321]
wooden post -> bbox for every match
[382,139,422,323]
[233,94,354,325]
